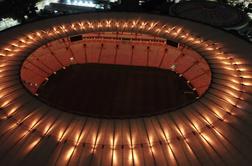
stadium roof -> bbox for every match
[0,12,251,165]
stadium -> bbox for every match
[0,12,251,165]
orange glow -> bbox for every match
[167,144,176,164]
[230,78,240,84]
[180,34,186,38]
[232,60,243,65]
[225,90,240,98]
[155,28,161,33]
[60,25,68,32]
[224,66,235,71]
[149,135,154,147]
[91,134,100,153]
[19,38,26,43]
[191,121,200,132]
[11,43,19,47]
[148,135,155,154]
[0,116,7,120]
[224,97,236,106]
[221,61,231,65]
[115,22,120,28]
[65,146,75,161]
[29,119,38,129]
[86,22,92,29]
[176,27,182,34]
[131,20,137,28]
[97,22,103,28]
[110,136,113,147]
[71,23,77,30]
[179,126,186,136]
[242,81,252,86]
[187,37,195,41]
[148,22,157,30]
[164,29,171,33]
[8,123,17,130]
[26,138,41,152]
[237,67,248,72]
[53,27,60,34]
[213,127,223,138]
[128,150,133,164]
[204,115,213,124]
[185,141,194,155]
[36,32,42,37]
[112,149,117,166]
[127,135,131,145]
[1,100,10,107]
[4,48,12,51]
[0,88,6,94]
[110,135,117,149]
[7,107,17,116]
[114,136,118,148]
[164,129,170,140]
[106,20,111,27]
[226,84,241,91]
[193,39,201,44]
[0,16,251,166]
[74,132,80,146]
[206,47,214,51]
[43,123,52,135]
[123,22,128,28]
[240,74,252,79]
[160,130,166,140]
[78,22,85,30]
[19,130,29,139]
[133,149,138,165]
[201,133,214,145]
[140,22,147,29]
[12,48,21,52]
[58,129,64,142]
[129,149,138,165]
[27,35,34,40]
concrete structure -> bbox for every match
[0,12,251,165]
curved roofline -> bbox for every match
[0,13,251,161]
[0,12,251,62]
